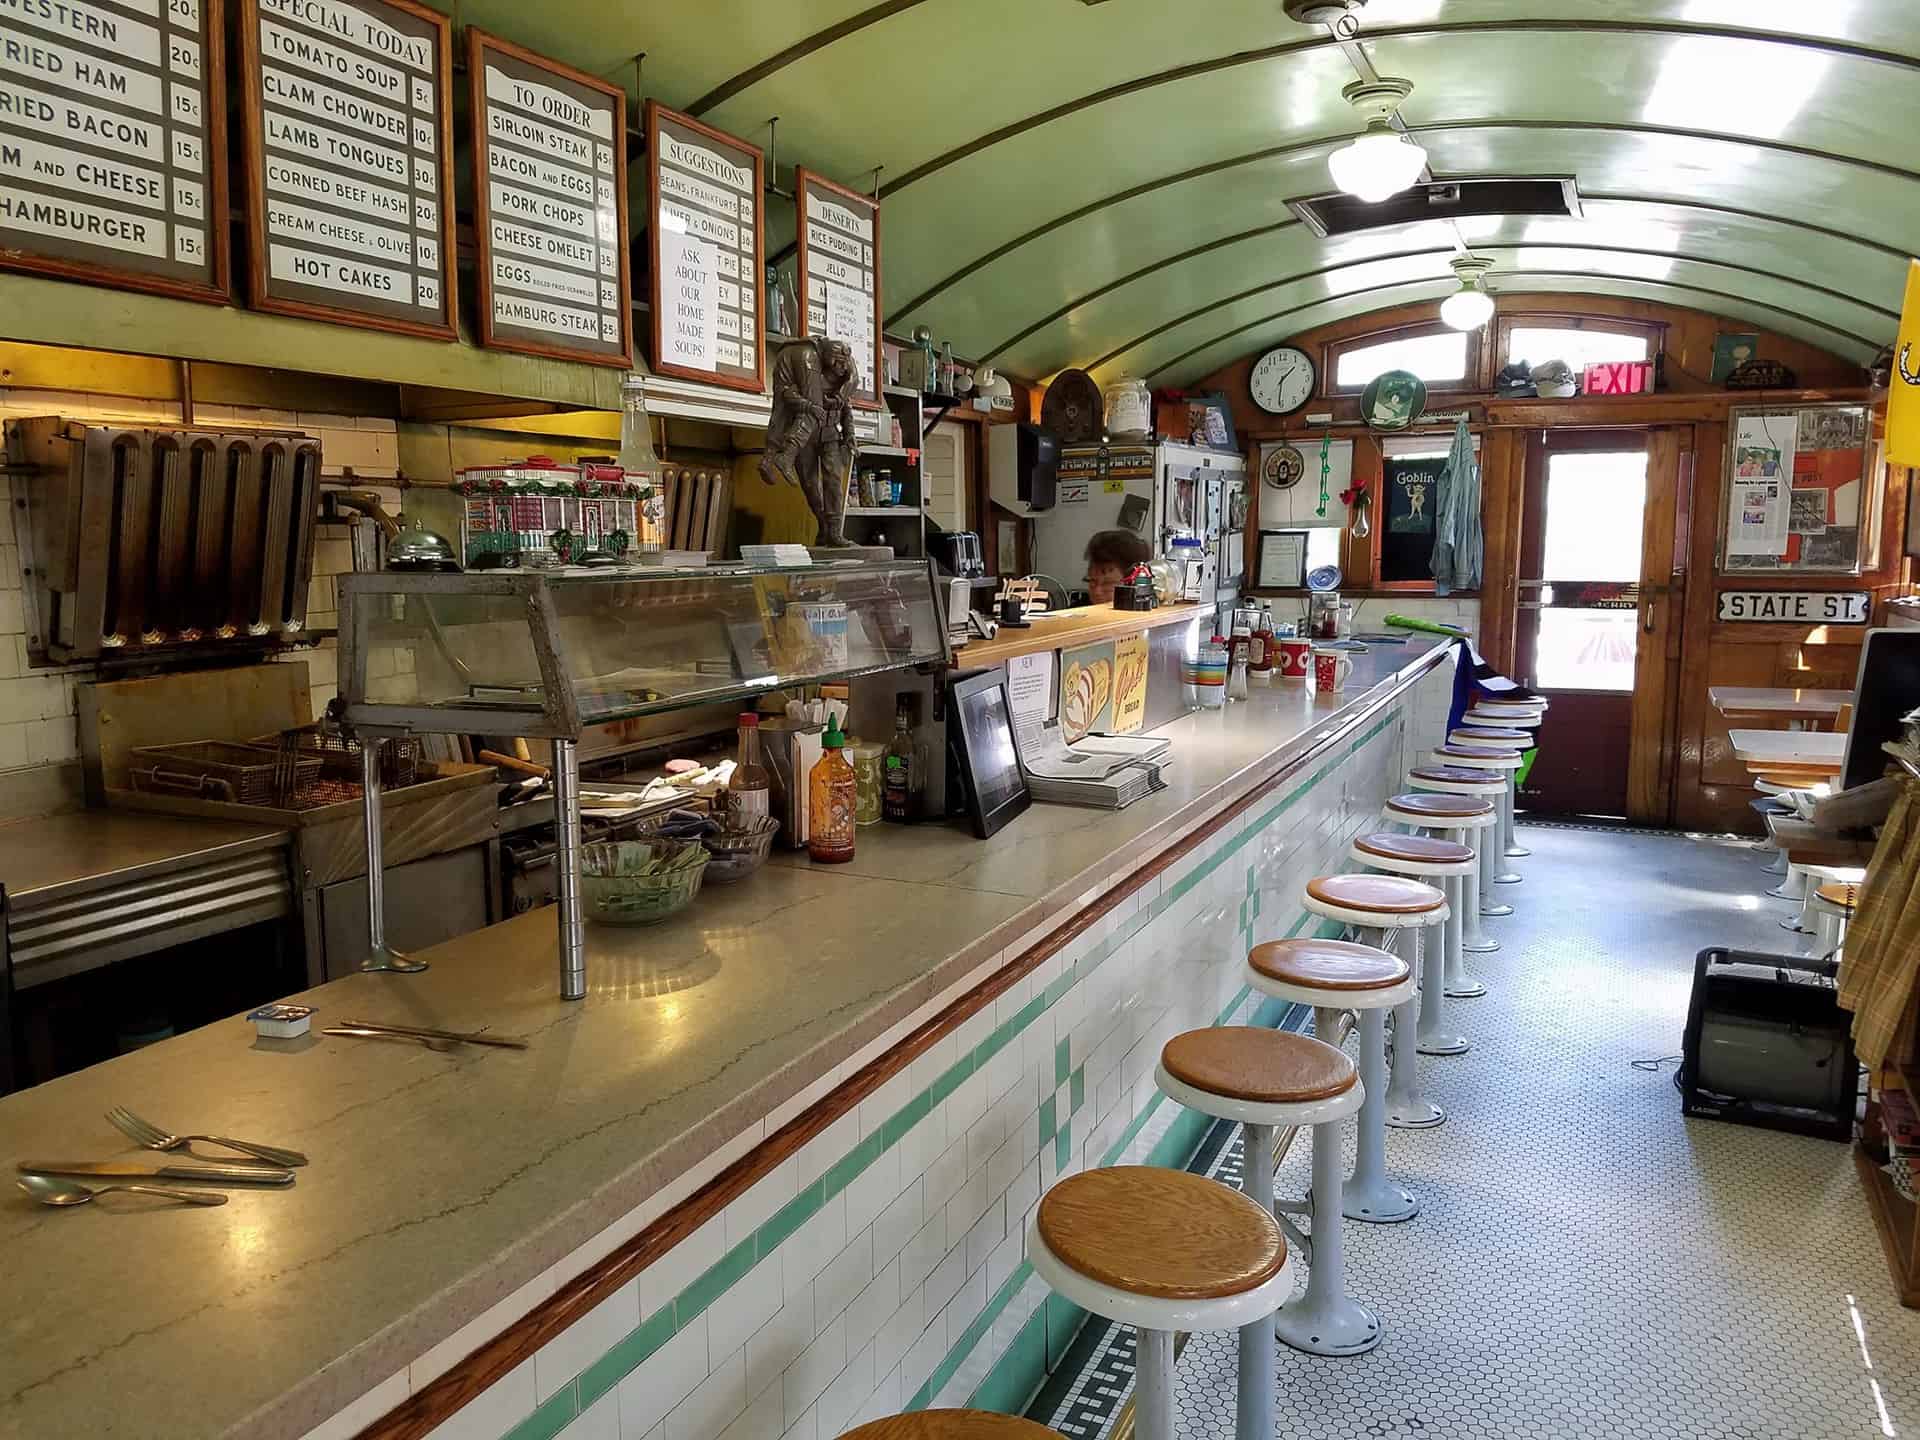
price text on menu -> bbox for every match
[0,0,230,301]
[796,169,881,411]
[645,100,764,393]
[468,30,629,366]
[241,0,454,336]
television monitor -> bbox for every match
[1841,627,1920,792]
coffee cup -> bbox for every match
[1276,637,1312,682]
[1313,647,1354,695]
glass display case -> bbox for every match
[337,560,949,739]
[334,560,947,1001]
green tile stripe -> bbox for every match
[526,700,1408,1424]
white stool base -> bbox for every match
[1493,870,1523,885]
[1273,1293,1382,1357]
[1481,899,1515,918]
[1385,1096,1447,1128]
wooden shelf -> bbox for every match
[859,445,914,459]
[955,601,1212,669]
[846,506,919,517]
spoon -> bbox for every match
[18,1174,227,1208]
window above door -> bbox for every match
[1329,323,1479,394]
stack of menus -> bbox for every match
[0,0,230,302]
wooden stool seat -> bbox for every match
[1036,1166,1286,1301]
[842,1414,1063,1440]
[1387,791,1495,820]
[1306,872,1446,915]
[1249,937,1412,991]
[1816,880,1860,910]
[1161,1026,1356,1105]
[1409,765,1505,787]
[1355,831,1475,866]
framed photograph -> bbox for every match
[947,668,1031,840]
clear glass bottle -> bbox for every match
[728,713,771,824]
[808,717,857,863]
[940,341,956,396]
[1227,620,1251,701]
[882,696,919,822]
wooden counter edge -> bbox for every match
[352,643,1450,1440]
[954,601,1212,669]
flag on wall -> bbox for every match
[1890,259,1920,468]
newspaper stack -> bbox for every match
[1020,724,1171,810]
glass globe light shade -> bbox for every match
[1440,284,1496,331]
[1327,123,1428,204]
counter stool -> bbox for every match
[1450,726,1536,861]
[1030,1167,1292,1440]
[1303,874,1449,1131]
[1811,880,1859,957]
[1247,938,1416,1225]
[841,1412,1065,1440]
[1408,765,1512,924]
[1348,833,1476,1055]
[1428,744,1526,886]
[1787,864,1865,935]
[1384,791,1500,994]
[1156,1027,1379,1356]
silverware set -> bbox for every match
[320,1019,530,1051]
[16,1105,306,1211]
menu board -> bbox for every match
[796,169,881,411]
[467,29,630,367]
[238,0,455,338]
[645,100,763,393]
[0,0,230,302]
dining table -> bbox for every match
[1709,686,1853,731]
[1728,727,1849,775]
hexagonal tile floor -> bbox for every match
[1032,825,1918,1440]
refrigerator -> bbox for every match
[1031,441,1246,618]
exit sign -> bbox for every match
[1584,361,1655,396]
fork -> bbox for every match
[106,1106,309,1168]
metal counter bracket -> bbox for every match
[553,737,585,1001]
[358,737,427,975]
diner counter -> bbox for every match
[0,636,1452,1440]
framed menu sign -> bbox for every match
[467,30,630,367]
[645,100,763,393]
[238,0,456,338]
[796,169,881,411]
[0,0,230,302]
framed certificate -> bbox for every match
[1257,530,1309,589]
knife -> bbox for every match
[18,1160,295,1186]
[327,1020,529,1050]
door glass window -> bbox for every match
[1535,450,1647,691]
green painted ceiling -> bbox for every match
[452,0,1919,386]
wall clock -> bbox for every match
[1263,444,1307,491]
[1250,346,1316,415]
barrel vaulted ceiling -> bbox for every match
[454,0,1918,387]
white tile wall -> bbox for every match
[299,659,1458,1440]
[0,392,408,815]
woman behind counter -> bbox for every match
[1081,529,1153,606]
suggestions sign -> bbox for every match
[796,169,881,410]
[240,0,454,337]
[645,100,762,392]
[468,29,629,366]
[0,0,229,301]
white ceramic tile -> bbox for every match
[537,1280,641,1403]
[896,1109,947,1181]
[857,1069,914,1140]
[943,1167,990,1251]
[1005,1159,1039,1226]
[297,1368,408,1440]
[897,1212,946,1297]
[665,1347,745,1440]
[963,1107,1004,1176]
[568,1387,621,1440]
[963,1197,1004,1278]
[745,1285,814,1401]
[924,1136,966,1204]
[923,1239,965,1320]
[781,1191,847,1296]
[618,1313,707,1440]
[944,1068,988,1139]
[872,1179,921,1268]
[425,1358,535,1440]
[938,1266,988,1351]
[900,1317,945,1398]
[724,1158,798,1251]
[782,1315,846,1428]
[793,1111,860,1190]
[986,1228,1023,1298]
[642,1216,726,1317]
[813,1228,874,1329]
[908,1031,959,1094]
[843,1258,898,1359]
[780,1404,816,1440]
[843,1146,899,1239]
[815,1339,875,1440]
[872,1290,923,1382]
[714,1380,783,1440]
[709,1256,785,1360]
[846,1364,901,1433]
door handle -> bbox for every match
[1642,597,1657,634]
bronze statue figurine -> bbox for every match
[760,336,859,547]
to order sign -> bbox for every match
[239,0,455,337]
[468,29,629,366]
[0,0,230,301]
[645,100,764,393]
[1717,590,1870,624]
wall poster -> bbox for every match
[0,0,230,302]
[1059,640,1114,743]
[1722,404,1870,575]
[239,0,457,337]
[795,168,882,410]
[468,29,630,366]
[645,100,763,392]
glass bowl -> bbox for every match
[579,838,709,925]
[700,815,780,883]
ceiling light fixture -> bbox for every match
[1328,78,1427,204]
[1439,253,1496,331]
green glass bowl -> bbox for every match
[579,839,709,925]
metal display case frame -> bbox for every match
[337,561,948,998]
